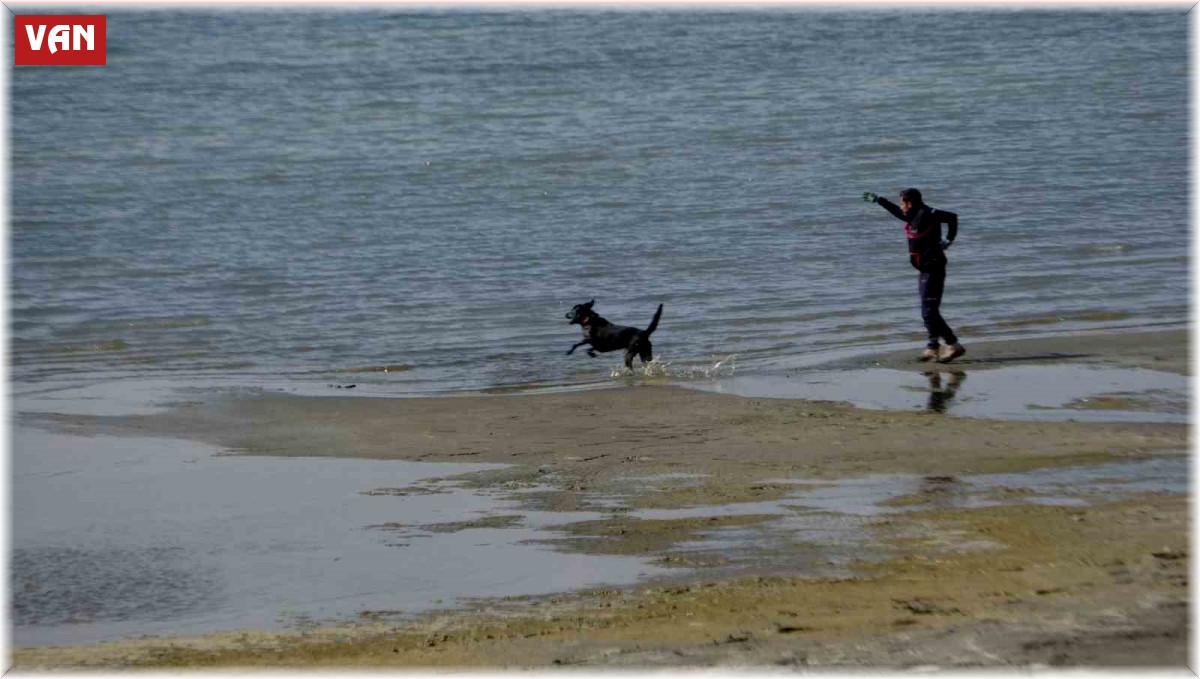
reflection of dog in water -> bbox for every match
[924,370,965,414]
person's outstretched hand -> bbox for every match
[862,191,878,203]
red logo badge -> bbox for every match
[15,15,107,66]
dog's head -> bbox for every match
[565,299,596,326]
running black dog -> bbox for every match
[565,300,663,370]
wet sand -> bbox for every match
[11,329,1191,669]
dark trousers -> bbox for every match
[918,264,957,349]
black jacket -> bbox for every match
[876,198,958,272]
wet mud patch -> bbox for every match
[513,489,607,513]
[1056,389,1188,415]
[522,456,1188,580]
[535,514,783,558]
[360,485,454,497]
[367,514,526,535]
[419,515,526,533]
[614,473,710,485]
[620,482,799,511]
[357,609,408,623]
[882,482,1041,511]
[656,552,735,569]
[505,474,803,517]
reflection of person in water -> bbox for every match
[925,370,966,414]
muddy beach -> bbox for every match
[11,329,1191,670]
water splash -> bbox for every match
[610,355,737,380]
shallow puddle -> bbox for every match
[623,455,1188,523]
[681,365,1188,423]
[10,428,668,647]
[968,456,1190,498]
[584,455,1190,575]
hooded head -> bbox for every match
[899,188,923,215]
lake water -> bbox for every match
[10,9,1189,395]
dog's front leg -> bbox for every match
[567,340,590,356]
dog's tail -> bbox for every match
[643,304,663,337]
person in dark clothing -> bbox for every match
[863,188,966,363]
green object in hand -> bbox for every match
[862,191,878,203]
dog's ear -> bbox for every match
[587,299,595,308]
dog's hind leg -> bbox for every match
[623,349,636,370]
[638,340,653,364]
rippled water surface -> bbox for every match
[10,10,1188,394]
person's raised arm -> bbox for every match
[865,192,907,221]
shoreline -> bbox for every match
[10,328,1191,669]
